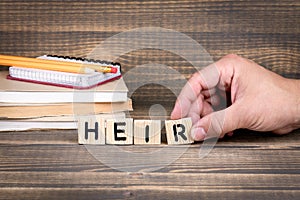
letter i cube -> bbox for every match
[134,120,161,144]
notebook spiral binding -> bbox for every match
[46,55,121,68]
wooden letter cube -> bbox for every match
[78,116,105,144]
[134,120,161,144]
[106,118,133,145]
[165,118,193,144]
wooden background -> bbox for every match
[0,0,299,199]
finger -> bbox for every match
[187,98,214,125]
[201,100,214,117]
[205,94,220,107]
[187,95,216,124]
[171,63,220,119]
[171,82,199,119]
[201,88,216,98]
[187,94,204,124]
[190,104,241,141]
[172,54,238,120]
[273,127,295,135]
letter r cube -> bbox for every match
[165,118,194,144]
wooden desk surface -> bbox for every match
[0,0,299,199]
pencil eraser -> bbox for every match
[111,67,118,73]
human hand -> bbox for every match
[171,54,300,141]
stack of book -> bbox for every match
[0,55,132,131]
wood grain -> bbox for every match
[0,0,299,199]
[0,128,300,199]
[0,1,299,74]
[1,1,299,103]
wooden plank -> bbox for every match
[0,1,298,79]
[0,129,300,199]
[0,1,299,34]
[0,172,299,199]
[1,141,300,173]
[106,118,133,145]
[0,187,299,200]
[0,32,298,77]
[134,120,161,144]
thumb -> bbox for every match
[190,104,242,141]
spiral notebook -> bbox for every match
[0,70,128,103]
[7,55,122,89]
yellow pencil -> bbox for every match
[0,54,118,74]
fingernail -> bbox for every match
[191,127,207,141]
